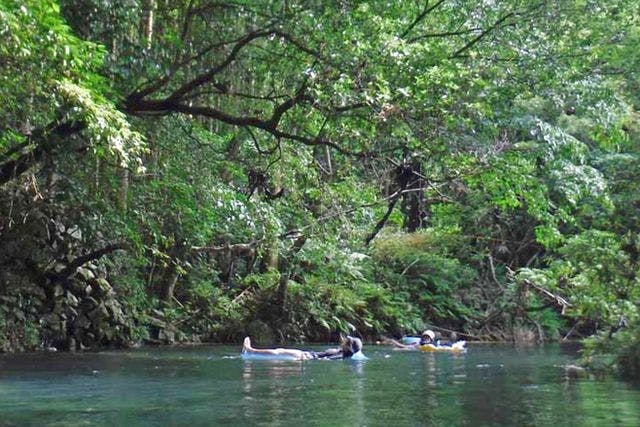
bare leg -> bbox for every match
[243,337,312,360]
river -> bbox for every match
[0,343,638,426]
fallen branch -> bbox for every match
[192,240,260,255]
[522,279,571,314]
[231,287,254,305]
[562,320,581,341]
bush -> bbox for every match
[582,323,640,380]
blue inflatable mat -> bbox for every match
[351,350,368,360]
[241,350,300,361]
[240,350,368,361]
[400,336,421,345]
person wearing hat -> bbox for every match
[242,335,364,360]
[420,329,436,345]
[382,329,437,349]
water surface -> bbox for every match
[1,343,639,426]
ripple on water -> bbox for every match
[0,343,638,426]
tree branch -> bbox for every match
[126,94,362,156]
[166,29,276,103]
[400,0,447,39]
[408,27,481,43]
[126,29,276,103]
[365,194,401,246]
[450,12,516,58]
[56,242,127,279]
[521,279,571,315]
[450,2,546,59]
[192,240,260,254]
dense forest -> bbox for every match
[1,0,639,377]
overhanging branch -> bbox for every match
[56,242,128,279]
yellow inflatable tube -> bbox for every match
[419,340,467,353]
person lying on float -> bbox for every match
[241,335,367,360]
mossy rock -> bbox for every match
[158,328,176,343]
[65,292,79,307]
[76,267,95,281]
[73,315,91,330]
[87,302,109,323]
[52,284,65,298]
[91,278,113,297]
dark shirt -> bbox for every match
[310,347,353,360]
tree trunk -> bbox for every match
[261,242,279,272]
[117,168,129,212]
[160,264,179,302]
[141,0,156,48]
[275,235,306,312]
[260,167,282,271]
[220,137,241,183]
[157,236,185,303]
[401,160,426,232]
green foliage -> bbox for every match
[0,293,41,352]
[1,0,104,128]
[534,308,564,340]
[271,239,420,339]
[56,80,145,166]
[519,230,639,326]
[372,230,478,327]
[582,325,640,380]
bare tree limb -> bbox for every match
[400,0,447,39]
[521,279,571,314]
[450,2,547,59]
[408,27,482,43]
[192,240,261,254]
[450,12,516,58]
[56,242,127,279]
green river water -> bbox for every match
[0,343,639,426]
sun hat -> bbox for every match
[422,330,435,340]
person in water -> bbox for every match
[420,329,436,345]
[383,329,437,349]
[242,335,363,360]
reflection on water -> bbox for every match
[0,343,639,426]
[239,357,369,425]
[241,361,306,424]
